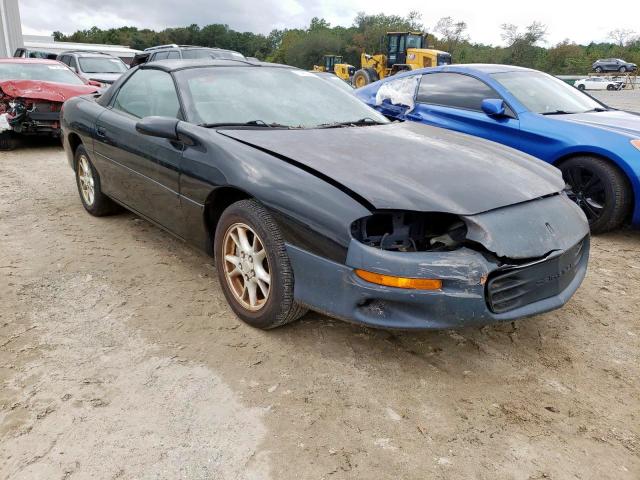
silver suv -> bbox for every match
[130,44,246,67]
[57,51,129,85]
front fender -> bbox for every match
[177,124,372,262]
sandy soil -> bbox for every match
[1,141,639,480]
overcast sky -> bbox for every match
[19,0,639,46]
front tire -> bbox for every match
[74,145,120,216]
[214,199,307,329]
[352,68,379,88]
[559,156,632,233]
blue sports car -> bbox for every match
[355,64,640,233]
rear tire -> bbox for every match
[594,66,603,73]
[74,145,120,216]
[619,66,627,73]
[214,199,307,329]
[559,156,632,233]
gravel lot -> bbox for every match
[590,88,640,110]
[1,89,639,480]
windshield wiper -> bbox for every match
[316,117,387,128]
[582,107,609,113]
[540,110,577,116]
[199,120,291,129]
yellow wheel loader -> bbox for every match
[352,32,452,88]
[312,55,356,82]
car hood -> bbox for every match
[220,122,564,215]
[85,72,124,84]
[553,110,640,137]
[0,80,98,102]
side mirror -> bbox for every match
[481,98,506,117]
[136,116,180,141]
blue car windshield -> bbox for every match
[492,71,604,114]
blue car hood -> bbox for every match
[554,110,640,137]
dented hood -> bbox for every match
[0,80,98,103]
[220,122,565,215]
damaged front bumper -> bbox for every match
[0,100,62,137]
[287,194,590,330]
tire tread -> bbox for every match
[215,199,307,329]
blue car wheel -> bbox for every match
[559,156,632,233]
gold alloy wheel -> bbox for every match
[222,222,271,311]
[78,155,95,206]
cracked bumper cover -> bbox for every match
[287,195,590,330]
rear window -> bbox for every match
[181,49,245,60]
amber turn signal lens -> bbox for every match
[631,139,640,151]
[355,270,442,290]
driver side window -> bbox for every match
[417,73,503,112]
[113,69,181,119]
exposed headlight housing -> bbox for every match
[350,211,467,252]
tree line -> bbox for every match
[53,13,640,74]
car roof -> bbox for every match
[391,63,537,79]
[145,45,243,55]
[60,51,116,57]
[0,58,62,65]
[141,58,292,72]
[443,64,535,74]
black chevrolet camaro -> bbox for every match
[61,59,590,330]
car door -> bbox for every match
[93,68,184,234]
[405,72,522,151]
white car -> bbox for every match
[574,77,623,91]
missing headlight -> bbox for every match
[350,211,467,252]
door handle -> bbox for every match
[96,126,106,138]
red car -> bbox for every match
[0,58,100,149]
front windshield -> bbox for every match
[492,71,604,114]
[176,67,388,128]
[406,35,423,49]
[78,57,127,74]
[0,62,85,85]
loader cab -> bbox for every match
[323,55,343,73]
[386,32,426,68]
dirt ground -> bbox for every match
[1,91,639,479]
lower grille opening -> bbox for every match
[486,238,587,314]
